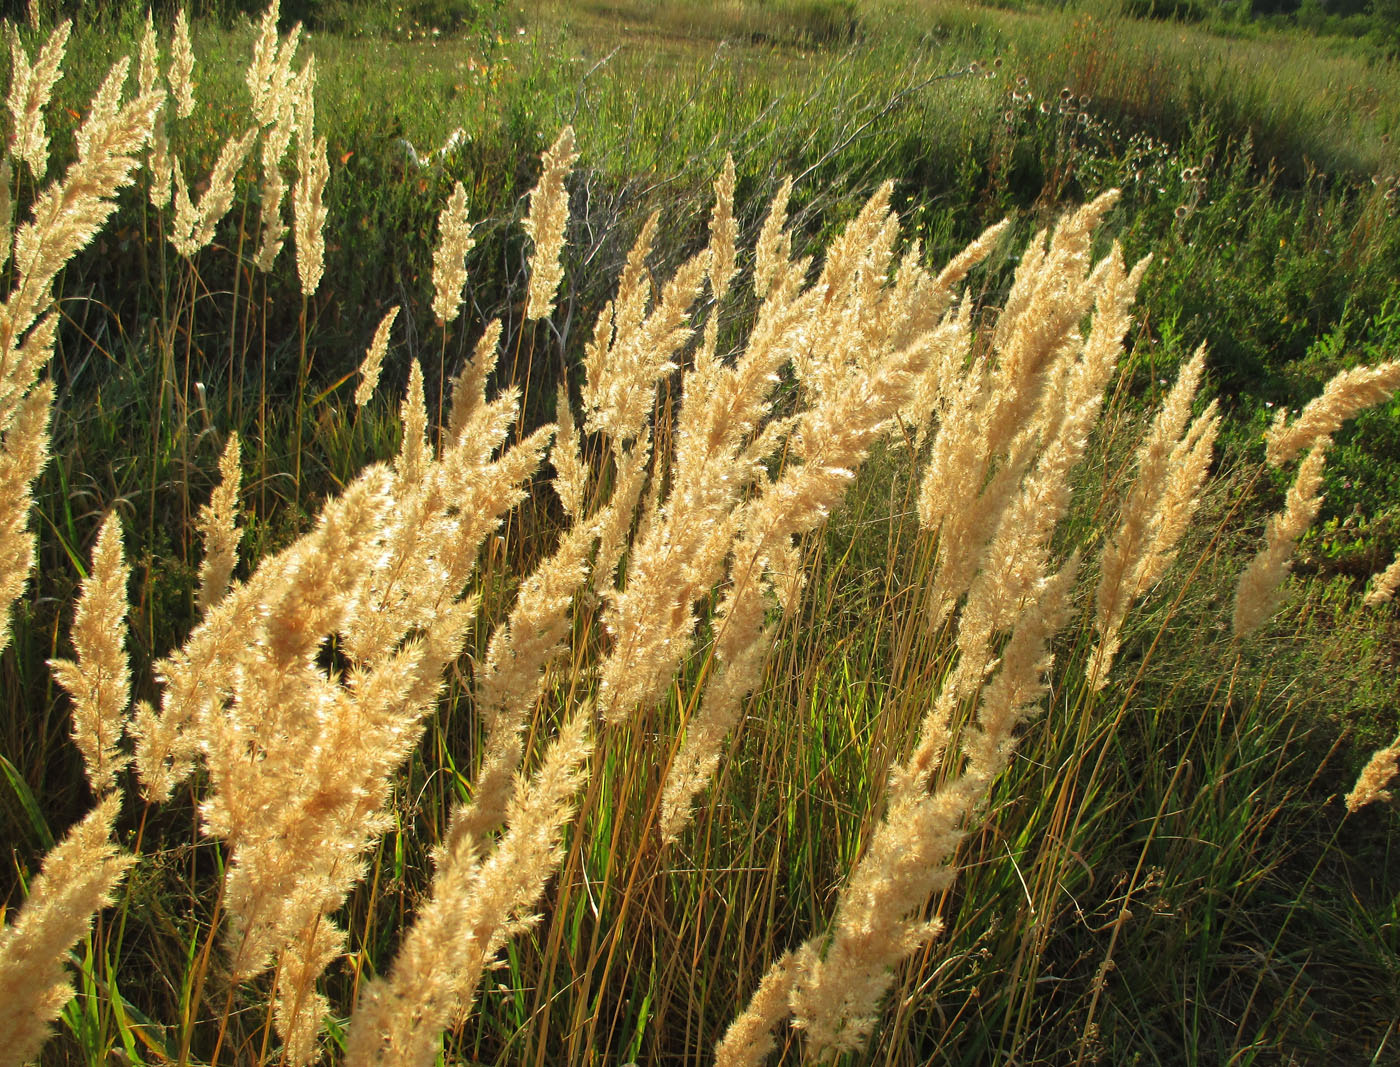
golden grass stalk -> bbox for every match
[195,433,242,613]
[725,562,1078,1061]
[917,193,1121,626]
[137,10,159,98]
[246,0,300,129]
[354,305,400,408]
[707,152,737,304]
[0,379,51,657]
[1345,734,1400,813]
[343,712,593,1067]
[254,74,297,271]
[1089,346,1219,688]
[430,180,474,323]
[170,6,195,119]
[0,156,12,269]
[447,319,502,441]
[1265,359,1400,467]
[584,244,707,448]
[1232,440,1328,638]
[1362,548,1400,607]
[753,175,794,301]
[715,952,798,1067]
[5,19,70,179]
[1,65,161,654]
[170,128,256,257]
[48,513,131,795]
[0,795,133,1067]
[522,125,577,320]
[550,383,588,519]
[292,58,327,296]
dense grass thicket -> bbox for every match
[0,1,1397,1065]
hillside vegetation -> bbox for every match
[0,2,1397,1064]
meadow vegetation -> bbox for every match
[0,1,1398,1064]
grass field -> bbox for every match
[1,1,1398,1064]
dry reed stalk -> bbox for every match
[5,19,70,179]
[550,382,588,519]
[251,23,301,272]
[522,125,577,320]
[917,193,1121,626]
[430,180,474,323]
[707,153,737,303]
[1232,441,1328,638]
[170,127,256,257]
[292,57,327,296]
[354,305,400,407]
[0,795,133,1067]
[195,433,242,613]
[447,319,502,440]
[1089,346,1218,687]
[1363,549,1400,607]
[170,6,195,118]
[725,562,1078,1062]
[0,157,12,268]
[1,62,161,654]
[343,712,593,1067]
[1265,359,1400,467]
[246,1,300,129]
[1345,735,1400,812]
[49,513,131,794]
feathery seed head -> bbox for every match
[355,306,400,408]
[707,153,737,305]
[170,7,196,118]
[6,19,70,179]
[522,125,577,320]
[431,181,474,323]
[49,513,131,794]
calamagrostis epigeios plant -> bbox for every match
[49,513,132,794]
[0,53,158,1056]
[5,18,70,179]
[1232,441,1328,638]
[170,6,195,118]
[170,127,256,258]
[1265,359,1400,467]
[355,305,400,407]
[916,192,1123,629]
[1,56,162,655]
[291,55,327,296]
[194,433,242,613]
[130,335,553,1060]
[720,192,1158,1061]
[1088,345,1219,688]
[1345,735,1400,812]
[1363,549,1400,607]
[521,124,577,320]
[2,520,139,1067]
[0,795,134,1067]
[343,712,593,1067]
[431,180,474,323]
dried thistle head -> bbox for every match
[522,125,578,321]
[431,181,474,324]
